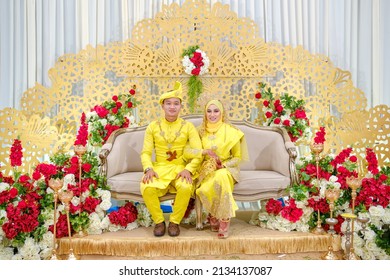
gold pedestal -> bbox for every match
[341,213,359,260]
[48,178,64,261]
[311,209,326,235]
[322,249,341,260]
[73,231,87,238]
[321,217,341,260]
[59,190,79,260]
[74,144,88,238]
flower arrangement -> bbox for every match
[86,85,139,146]
[253,130,390,259]
[182,45,210,112]
[255,82,311,143]
[0,91,147,260]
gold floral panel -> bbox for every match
[0,0,388,174]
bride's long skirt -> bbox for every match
[196,168,238,219]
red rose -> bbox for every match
[349,155,357,162]
[8,188,18,199]
[112,107,118,114]
[255,92,262,99]
[129,89,136,95]
[190,52,204,67]
[116,102,122,109]
[112,95,118,101]
[265,198,283,215]
[32,170,41,181]
[127,101,133,108]
[263,100,269,107]
[379,174,387,181]
[282,119,290,126]
[82,163,92,173]
[276,105,284,113]
[70,156,79,164]
[294,109,307,119]
[265,111,273,118]
[94,105,109,118]
[191,67,201,76]
[274,118,281,124]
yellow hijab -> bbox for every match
[205,100,224,133]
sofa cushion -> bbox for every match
[233,170,290,201]
[108,172,144,196]
[108,170,290,202]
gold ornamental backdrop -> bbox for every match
[0,0,389,174]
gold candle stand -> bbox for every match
[59,190,77,260]
[310,143,326,235]
[341,213,358,260]
[48,178,63,260]
[73,144,87,238]
[322,188,341,260]
[343,176,362,260]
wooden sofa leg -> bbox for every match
[195,195,203,230]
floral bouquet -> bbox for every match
[86,85,139,146]
[255,82,311,143]
[182,45,210,112]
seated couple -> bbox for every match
[140,81,249,238]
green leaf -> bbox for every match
[187,75,203,112]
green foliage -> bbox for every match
[182,45,199,57]
[188,75,203,112]
[371,224,390,255]
[70,212,90,233]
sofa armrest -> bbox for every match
[98,144,112,179]
[286,144,299,186]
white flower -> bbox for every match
[382,207,390,224]
[86,111,98,122]
[0,209,6,220]
[362,228,376,241]
[87,212,104,235]
[97,188,111,200]
[0,182,10,192]
[63,173,76,188]
[100,216,111,230]
[136,203,153,227]
[18,237,41,260]
[100,118,107,126]
[0,246,15,260]
[369,205,385,217]
[125,221,139,231]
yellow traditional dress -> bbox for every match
[196,122,247,220]
[140,117,202,224]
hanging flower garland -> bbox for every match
[182,45,210,112]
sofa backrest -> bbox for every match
[104,127,146,178]
[104,114,291,179]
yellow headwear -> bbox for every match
[205,99,224,133]
[159,81,183,104]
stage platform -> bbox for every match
[57,211,333,260]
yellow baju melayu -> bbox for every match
[195,122,246,220]
[140,117,202,224]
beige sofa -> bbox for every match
[99,114,298,229]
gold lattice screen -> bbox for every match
[0,0,389,175]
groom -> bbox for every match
[140,81,202,237]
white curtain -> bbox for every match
[1,0,389,109]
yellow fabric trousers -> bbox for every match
[142,179,193,225]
